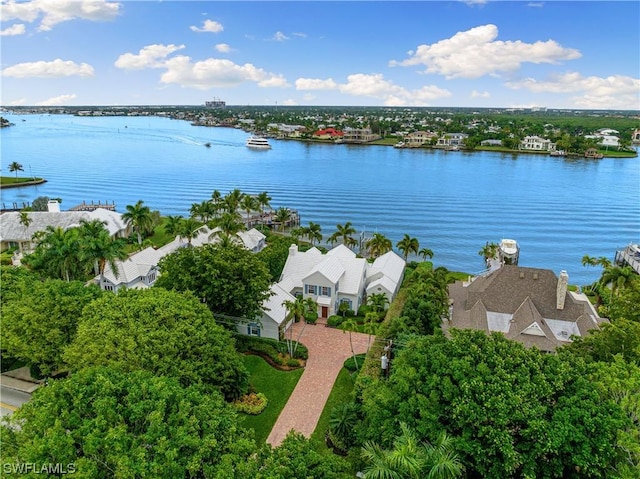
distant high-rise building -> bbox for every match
[205,98,226,108]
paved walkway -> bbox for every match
[266,321,372,446]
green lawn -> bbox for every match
[147,217,175,247]
[310,367,356,453]
[0,176,44,186]
[240,354,304,444]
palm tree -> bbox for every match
[8,161,24,178]
[600,265,635,298]
[122,200,153,246]
[581,254,612,269]
[419,247,434,260]
[78,220,128,283]
[18,211,32,251]
[397,234,419,261]
[362,312,379,352]
[329,222,357,247]
[163,215,184,238]
[341,317,360,371]
[305,221,322,246]
[479,242,499,264]
[328,403,359,451]
[366,232,392,258]
[282,296,317,356]
[223,188,244,214]
[274,207,292,232]
[211,211,244,238]
[368,293,390,313]
[361,423,464,479]
[177,217,202,245]
[211,189,223,218]
[190,200,214,223]
[256,191,272,221]
[240,194,258,226]
[29,226,82,281]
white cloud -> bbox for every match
[190,19,223,33]
[1,59,94,78]
[0,0,121,32]
[9,98,26,105]
[296,73,451,106]
[272,31,289,41]
[115,44,185,70]
[282,99,298,105]
[37,93,77,106]
[390,24,581,79]
[295,78,338,90]
[471,90,490,98]
[506,72,640,109]
[0,23,26,36]
[527,2,544,7]
[292,32,307,38]
[159,56,289,90]
[215,43,231,53]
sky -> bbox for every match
[1,0,639,109]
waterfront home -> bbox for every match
[519,135,556,152]
[99,225,265,292]
[278,244,405,320]
[632,129,640,144]
[435,133,468,148]
[446,266,606,353]
[403,131,437,148]
[238,283,296,341]
[0,202,128,254]
[342,127,380,143]
[480,139,503,147]
[585,133,620,148]
[312,128,344,140]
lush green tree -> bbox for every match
[256,191,272,219]
[1,367,256,478]
[122,199,153,245]
[211,211,245,237]
[397,234,419,261]
[366,232,392,258]
[604,276,640,322]
[30,196,50,211]
[560,318,640,364]
[479,242,499,263]
[176,217,202,245]
[155,242,272,323]
[1,279,102,376]
[224,188,245,213]
[240,194,258,225]
[256,234,292,281]
[63,288,249,400]
[329,222,357,248]
[252,432,351,479]
[303,221,323,245]
[600,265,636,298]
[328,402,360,452]
[282,295,317,355]
[418,247,434,260]
[189,199,215,223]
[359,330,625,478]
[368,293,390,313]
[8,161,23,178]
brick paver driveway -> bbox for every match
[266,321,372,446]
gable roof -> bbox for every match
[0,208,127,242]
[262,283,295,326]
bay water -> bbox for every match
[2,113,638,285]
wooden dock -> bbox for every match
[68,201,116,212]
[615,244,640,275]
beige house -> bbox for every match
[446,266,606,352]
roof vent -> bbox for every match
[533,273,538,280]
[519,272,525,279]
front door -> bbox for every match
[321,306,328,318]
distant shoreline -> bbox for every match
[0,177,47,189]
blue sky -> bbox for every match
[1,0,639,109]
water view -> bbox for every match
[2,113,638,285]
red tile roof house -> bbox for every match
[445,265,607,352]
[312,128,344,141]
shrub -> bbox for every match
[357,305,371,316]
[343,354,367,372]
[305,311,318,324]
[234,392,268,415]
[327,315,344,328]
[345,309,356,317]
[286,358,300,367]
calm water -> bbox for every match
[2,114,639,285]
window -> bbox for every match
[339,298,352,309]
[321,286,331,296]
[247,323,261,337]
[306,284,317,295]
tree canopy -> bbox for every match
[1,276,102,376]
[155,242,272,322]
[1,367,256,478]
[359,330,625,478]
[63,288,248,400]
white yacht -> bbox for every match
[246,136,271,149]
[499,239,520,265]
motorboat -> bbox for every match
[499,239,520,265]
[246,136,271,149]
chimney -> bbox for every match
[556,270,568,310]
[289,244,298,256]
[47,200,61,212]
